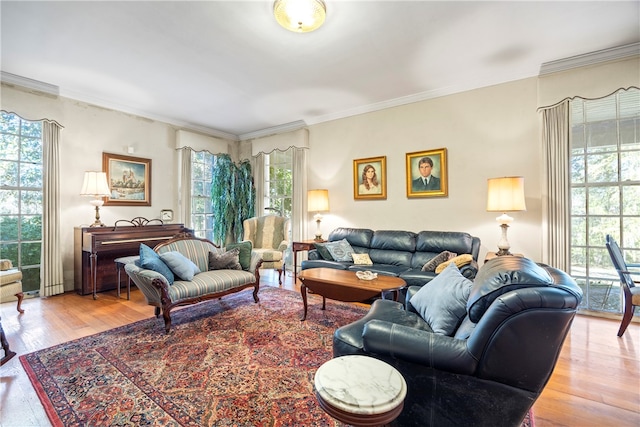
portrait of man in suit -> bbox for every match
[411,156,441,192]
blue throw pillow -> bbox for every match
[139,244,174,284]
[409,262,472,336]
[159,251,201,281]
[324,239,355,262]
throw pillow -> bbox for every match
[312,242,334,261]
[409,262,473,336]
[435,253,474,274]
[226,241,252,270]
[324,239,355,262]
[421,251,457,272]
[139,244,174,284]
[159,251,201,281]
[352,253,373,265]
[209,248,242,271]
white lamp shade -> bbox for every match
[486,177,526,212]
[274,0,326,33]
[80,171,111,197]
[308,189,329,212]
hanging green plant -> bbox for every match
[211,155,255,246]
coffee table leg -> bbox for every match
[322,296,326,310]
[300,283,308,321]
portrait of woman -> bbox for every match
[359,164,381,195]
[353,156,387,200]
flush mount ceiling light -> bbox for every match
[274,0,326,33]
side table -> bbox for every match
[292,239,324,280]
[314,355,407,426]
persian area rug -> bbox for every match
[20,286,535,427]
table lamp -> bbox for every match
[80,171,111,227]
[486,176,526,256]
[308,189,329,241]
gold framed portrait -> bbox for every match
[353,156,387,200]
[406,148,448,198]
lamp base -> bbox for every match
[495,248,512,256]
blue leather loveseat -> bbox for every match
[300,227,481,287]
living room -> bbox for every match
[1,1,639,426]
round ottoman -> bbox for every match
[314,355,407,426]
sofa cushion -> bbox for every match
[422,251,457,272]
[160,251,201,281]
[325,239,355,262]
[435,253,474,273]
[208,248,242,271]
[409,263,473,336]
[328,227,374,250]
[139,244,174,284]
[312,242,334,260]
[352,253,373,265]
[467,256,554,322]
[225,241,252,270]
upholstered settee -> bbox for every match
[333,256,583,426]
[125,235,263,333]
[301,227,481,287]
[0,259,24,313]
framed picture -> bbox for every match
[102,152,152,206]
[353,156,387,200]
[406,148,448,198]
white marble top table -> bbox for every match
[314,355,407,425]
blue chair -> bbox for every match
[605,235,640,337]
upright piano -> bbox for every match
[74,223,191,298]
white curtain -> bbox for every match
[41,120,64,296]
[540,100,571,270]
[178,147,192,228]
[252,153,266,216]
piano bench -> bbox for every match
[115,256,140,300]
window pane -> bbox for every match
[21,137,42,163]
[21,190,42,214]
[0,134,19,160]
[586,152,617,182]
[0,190,19,214]
[622,185,640,215]
[587,187,619,215]
[21,121,42,138]
[21,241,41,266]
[571,124,585,152]
[620,90,640,118]
[0,216,19,240]
[21,215,42,240]
[571,216,586,245]
[620,118,639,149]
[587,216,619,246]
[21,266,40,292]
[0,160,18,186]
[622,217,640,249]
[585,96,616,122]
[620,150,640,181]
[20,162,43,188]
[0,243,18,262]
[571,187,585,215]
[586,121,617,153]
[571,154,585,183]
[0,112,20,134]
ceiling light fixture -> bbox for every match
[274,0,326,33]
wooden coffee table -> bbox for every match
[298,268,406,321]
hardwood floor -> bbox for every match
[1,270,638,426]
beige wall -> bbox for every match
[306,77,541,263]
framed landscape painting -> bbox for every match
[406,148,448,198]
[353,156,387,200]
[102,152,151,206]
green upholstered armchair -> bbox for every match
[243,215,291,284]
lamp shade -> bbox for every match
[274,0,326,33]
[308,189,329,212]
[486,177,526,212]
[80,171,111,197]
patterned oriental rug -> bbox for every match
[20,286,534,426]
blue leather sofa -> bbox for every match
[300,227,481,287]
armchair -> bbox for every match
[605,234,640,337]
[333,256,582,426]
[243,215,291,284]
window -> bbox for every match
[191,151,216,241]
[264,149,292,218]
[570,88,640,314]
[0,112,43,293]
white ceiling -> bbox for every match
[1,1,639,140]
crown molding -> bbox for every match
[239,120,307,141]
[1,71,59,96]
[539,43,640,76]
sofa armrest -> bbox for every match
[249,251,264,274]
[307,249,321,260]
[125,263,171,306]
[362,319,477,375]
[460,260,479,279]
[277,240,289,252]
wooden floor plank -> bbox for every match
[1,269,638,427]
